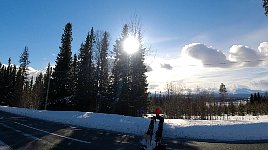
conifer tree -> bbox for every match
[25,76,34,108]
[0,64,8,104]
[2,58,13,105]
[19,46,30,78]
[44,63,52,109]
[51,22,73,101]
[70,54,78,97]
[76,28,95,111]
[96,31,110,112]
[128,24,148,116]
[8,65,17,106]
[14,67,23,107]
[111,22,148,116]
[0,57,25,107]
[110,24,130,115]
[250,94,254,104]
[9,61,17,106]
[19,46,31,107]
[32,73,45,109]
[0,63,3,104]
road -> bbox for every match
[0,111,268,150]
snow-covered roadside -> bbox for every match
[1,106,268,141]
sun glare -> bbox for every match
[123,36,140,54]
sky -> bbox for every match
[1,0,268,93]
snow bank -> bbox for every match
[1,106,268,141]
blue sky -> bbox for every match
[1,0,268,92]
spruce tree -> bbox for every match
[44,63,52,109]
[128,26,148,116]
[51,22,73,102]
[32,73,45,109]
[19,46,30,78]
[108,39,120,112]
[71,54,78,97]
[110,23,148,116]
[96,31,110,113]
[250,94,254,104]
[110,24,130,115]
[14,67,23,107]
[76,27,95,111]
[25,76,34,108]
[19,46,31,107]
[0,64,3,104]
[9,65,17,106]
[10,62,17,106]
[0,64,8,104]
[0,59,17,107]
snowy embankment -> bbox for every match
[1,106,268,141]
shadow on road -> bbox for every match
[2,111,268,150]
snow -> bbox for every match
[1,106,268,141]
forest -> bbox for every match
[0,22,148,117]
[1,21,268,119]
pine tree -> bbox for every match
[32,73,45,109]
[0,63,3,104]
[19,47,31,78]
[76,27,96,111]
[110,24,130,115]
[250,94,254,104]
[128,24,148,116]
[44,63,52,109]
[96,31,110,113]
[6,58,14,101]
[257,92,261,103]
[14,67,23,107]
[70,54,78,97]
[51,22,73,102]
[26,76,34,108]
[110,23,149,116]
[0,59,18,107]
[108,39,120,109]
[9,65,17,106]
[19,46,31,107]
[254,93,257,103]
[0,64,8,104]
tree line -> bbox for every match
[149,83,268,120]
[0,22,148,117]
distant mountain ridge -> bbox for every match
[233,88,267,94]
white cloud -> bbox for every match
[146,42,268,92]
[228,45,261,67]
[181,43,268,68]
[181,43,230,68]
[258,42,268,56]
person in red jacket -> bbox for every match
[155,107,161,117]
[154,107,164,148]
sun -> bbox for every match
[123,36,140,54]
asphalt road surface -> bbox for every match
[1,110,268,150]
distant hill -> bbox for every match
[2,64,40,79]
